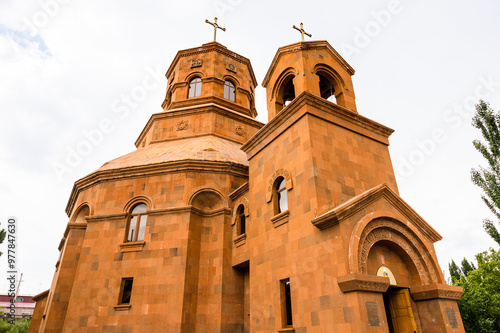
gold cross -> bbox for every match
[205,17,226,42]
[292,22,312,41]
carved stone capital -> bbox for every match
[410,284,463,301]
[337,273,390,293]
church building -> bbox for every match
[29,21,464,332]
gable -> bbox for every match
[311,183,442,243]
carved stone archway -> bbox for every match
[232,197,249,226]
[265,168,293,202]
[350,213,442,286]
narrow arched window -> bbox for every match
[274,177,288,214]
[282,78,295,108]
[224,80,236,102]
[317,73,337,103]
[237,204,246,235]
[188,77,202,98]
[126,203,148,242]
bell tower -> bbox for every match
[262,40,357,120]
[244,39,396,217]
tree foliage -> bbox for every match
[461,257,476,277]
[471,100,500,245]
[449,259,461,281]
[0,318,31,333]
[448,258,477,281]
[451,249,500,333]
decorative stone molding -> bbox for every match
[233,233,246,247]
[63,222,87,238]
[271,210,290,228]
[337,273,390,293]
[265,169,293,203]
[32,290,49,302]
[70,202,92,221]
[177,120,188,131]
[114,304,131,311]
[147,206,192,216]
[190,59,203,68]
[357,218,439,285]
[312,184,442,243]
[226,63,236,72]
[66,160,250,215]
[123,195,154,213]
[120,241,146,253]
[410,284,463,301]
[85,213,128,223]
[232,197,249,225]
[229,182,249,201]
[190,207,232,218]
[241,91,394,159]
[235,125,245,136]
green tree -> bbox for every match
[471,100,500,245]
[0,318,31,333]
[0,229,5,256]
[449,259,462,281]
[461,257,476,277]
[452,248,500,332]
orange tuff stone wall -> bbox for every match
[56,170,248,332]
[28,291,48,333]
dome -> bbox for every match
[98,135,247,171]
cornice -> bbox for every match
[165,42,257,87]
[32,289,50,302]
[262,40,355,87]
[410,284,463,301]
[150,133,245,146]
[147,206,192,216]
[241,91,393,158]
[190,206,232,217]
[58,237,66,251]
[311,183,442,243]
[136,100,264,148]
[229,182,249,201]
[63,222,87,238]
[65,160,249,216]
[337,273,390,293]
[85,213,128,223]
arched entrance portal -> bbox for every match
[368,242,419,333]
[383,288,417,333]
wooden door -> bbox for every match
[387,289,417,333]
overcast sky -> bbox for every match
[1,0,499,295]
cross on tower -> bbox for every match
[292,22,312,42]
[205,17,226,42]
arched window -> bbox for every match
[126,203,148,242]
[224,80,236,102]
[274,177,288,214]
[188,77,202,98]
[318,74,336,102]
[237,204,246,235]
